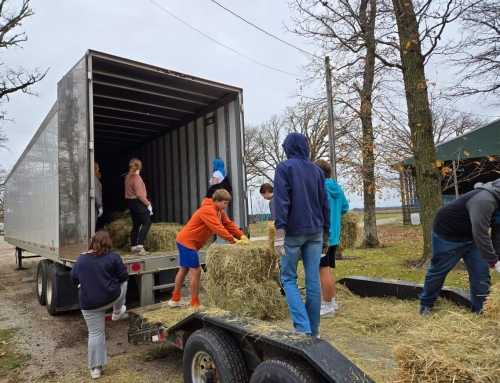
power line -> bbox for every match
[147,0,306,77]
[209,0,318,59]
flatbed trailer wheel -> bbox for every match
[182,327,248,383]
[36,260,50,305]
[249,358,324,383]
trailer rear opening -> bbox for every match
[5,50,248,313]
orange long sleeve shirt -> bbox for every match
[176,198,244,251]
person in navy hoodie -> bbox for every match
[70,231,129,379]
[273,132,330,338]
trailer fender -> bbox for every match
[45,263,80,316]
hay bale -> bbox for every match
[338,211,359,251]
[484,281,500,319]
[143,223,183,253]
[267,221,276,250]
[106,218,182,252]
[204,242,288,320]
[106,217,132,249]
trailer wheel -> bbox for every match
[45,263,61,316]
[182,327,248,383]
[36,260,50,305]
[249,358,324,383]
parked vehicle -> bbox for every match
[4,50,248,315]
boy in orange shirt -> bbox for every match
[168,189,249,308]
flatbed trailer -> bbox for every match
[128,305,374,383]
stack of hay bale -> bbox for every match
[204,224,288,320]
[106,217,182,253]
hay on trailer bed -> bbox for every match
[106,217,132,249]
[105,218,182,253]
[144,222,182,253]
[204,242,288,320]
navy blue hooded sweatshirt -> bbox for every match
[70,251,129,310]
[273,133,331,236]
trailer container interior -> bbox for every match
[6,50,248,261]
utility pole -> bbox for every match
[325,56,337,180]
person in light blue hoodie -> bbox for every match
[314,159,349,318]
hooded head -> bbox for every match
[283,132,310,160]
[474,178,500,201]
[213,158,226,177]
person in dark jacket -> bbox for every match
[260,183,275,221]
[273,132,331,338]
[420,179,500,315]
[70,231,129,379]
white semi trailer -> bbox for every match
[4,50,248,315]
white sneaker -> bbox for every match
[320,305,336,318]
[112,305,126,321]
[168,299,190,308]
[332,301,339,312]
[90,368,101,379]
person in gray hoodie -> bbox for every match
[419,179,500,315]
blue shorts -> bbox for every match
[177,242,200,268]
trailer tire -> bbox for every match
[45,263,61,316]
[182,327,248,383]
[36,260,50,305]
[249,358,324,383]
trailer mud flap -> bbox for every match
[338,276,472,309]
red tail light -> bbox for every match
[132,263,141,272]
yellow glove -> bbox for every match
[239,235,251,243]
[233,238,242,244]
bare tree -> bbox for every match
[0,0,48,121]
[289,0,383,247]
[0,165,7,217]
[245,116,287,189]
[446,0,500,104]
[245,101,332,189]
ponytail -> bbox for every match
[128,158,142,175]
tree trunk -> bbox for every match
[360,0,381,248]
[392,0,442,263]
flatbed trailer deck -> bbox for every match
[127,304,374,383]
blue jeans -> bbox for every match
[419,230,491,314]
[281,232,322,337]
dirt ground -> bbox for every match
[0,237,185,383]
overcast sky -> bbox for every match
[0,0,497,210]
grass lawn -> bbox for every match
[337,223,498,288]
[356,212,402,221]
[0,328,31,381]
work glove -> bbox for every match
[322,232,330,255]
[239,234,251,243]
[274,229,285,256]
[98,207,103,218]
[147,205,153,216]
[494,260,500,274]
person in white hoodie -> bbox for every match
[314,159,349,318]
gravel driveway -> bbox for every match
[0,237,184,383]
